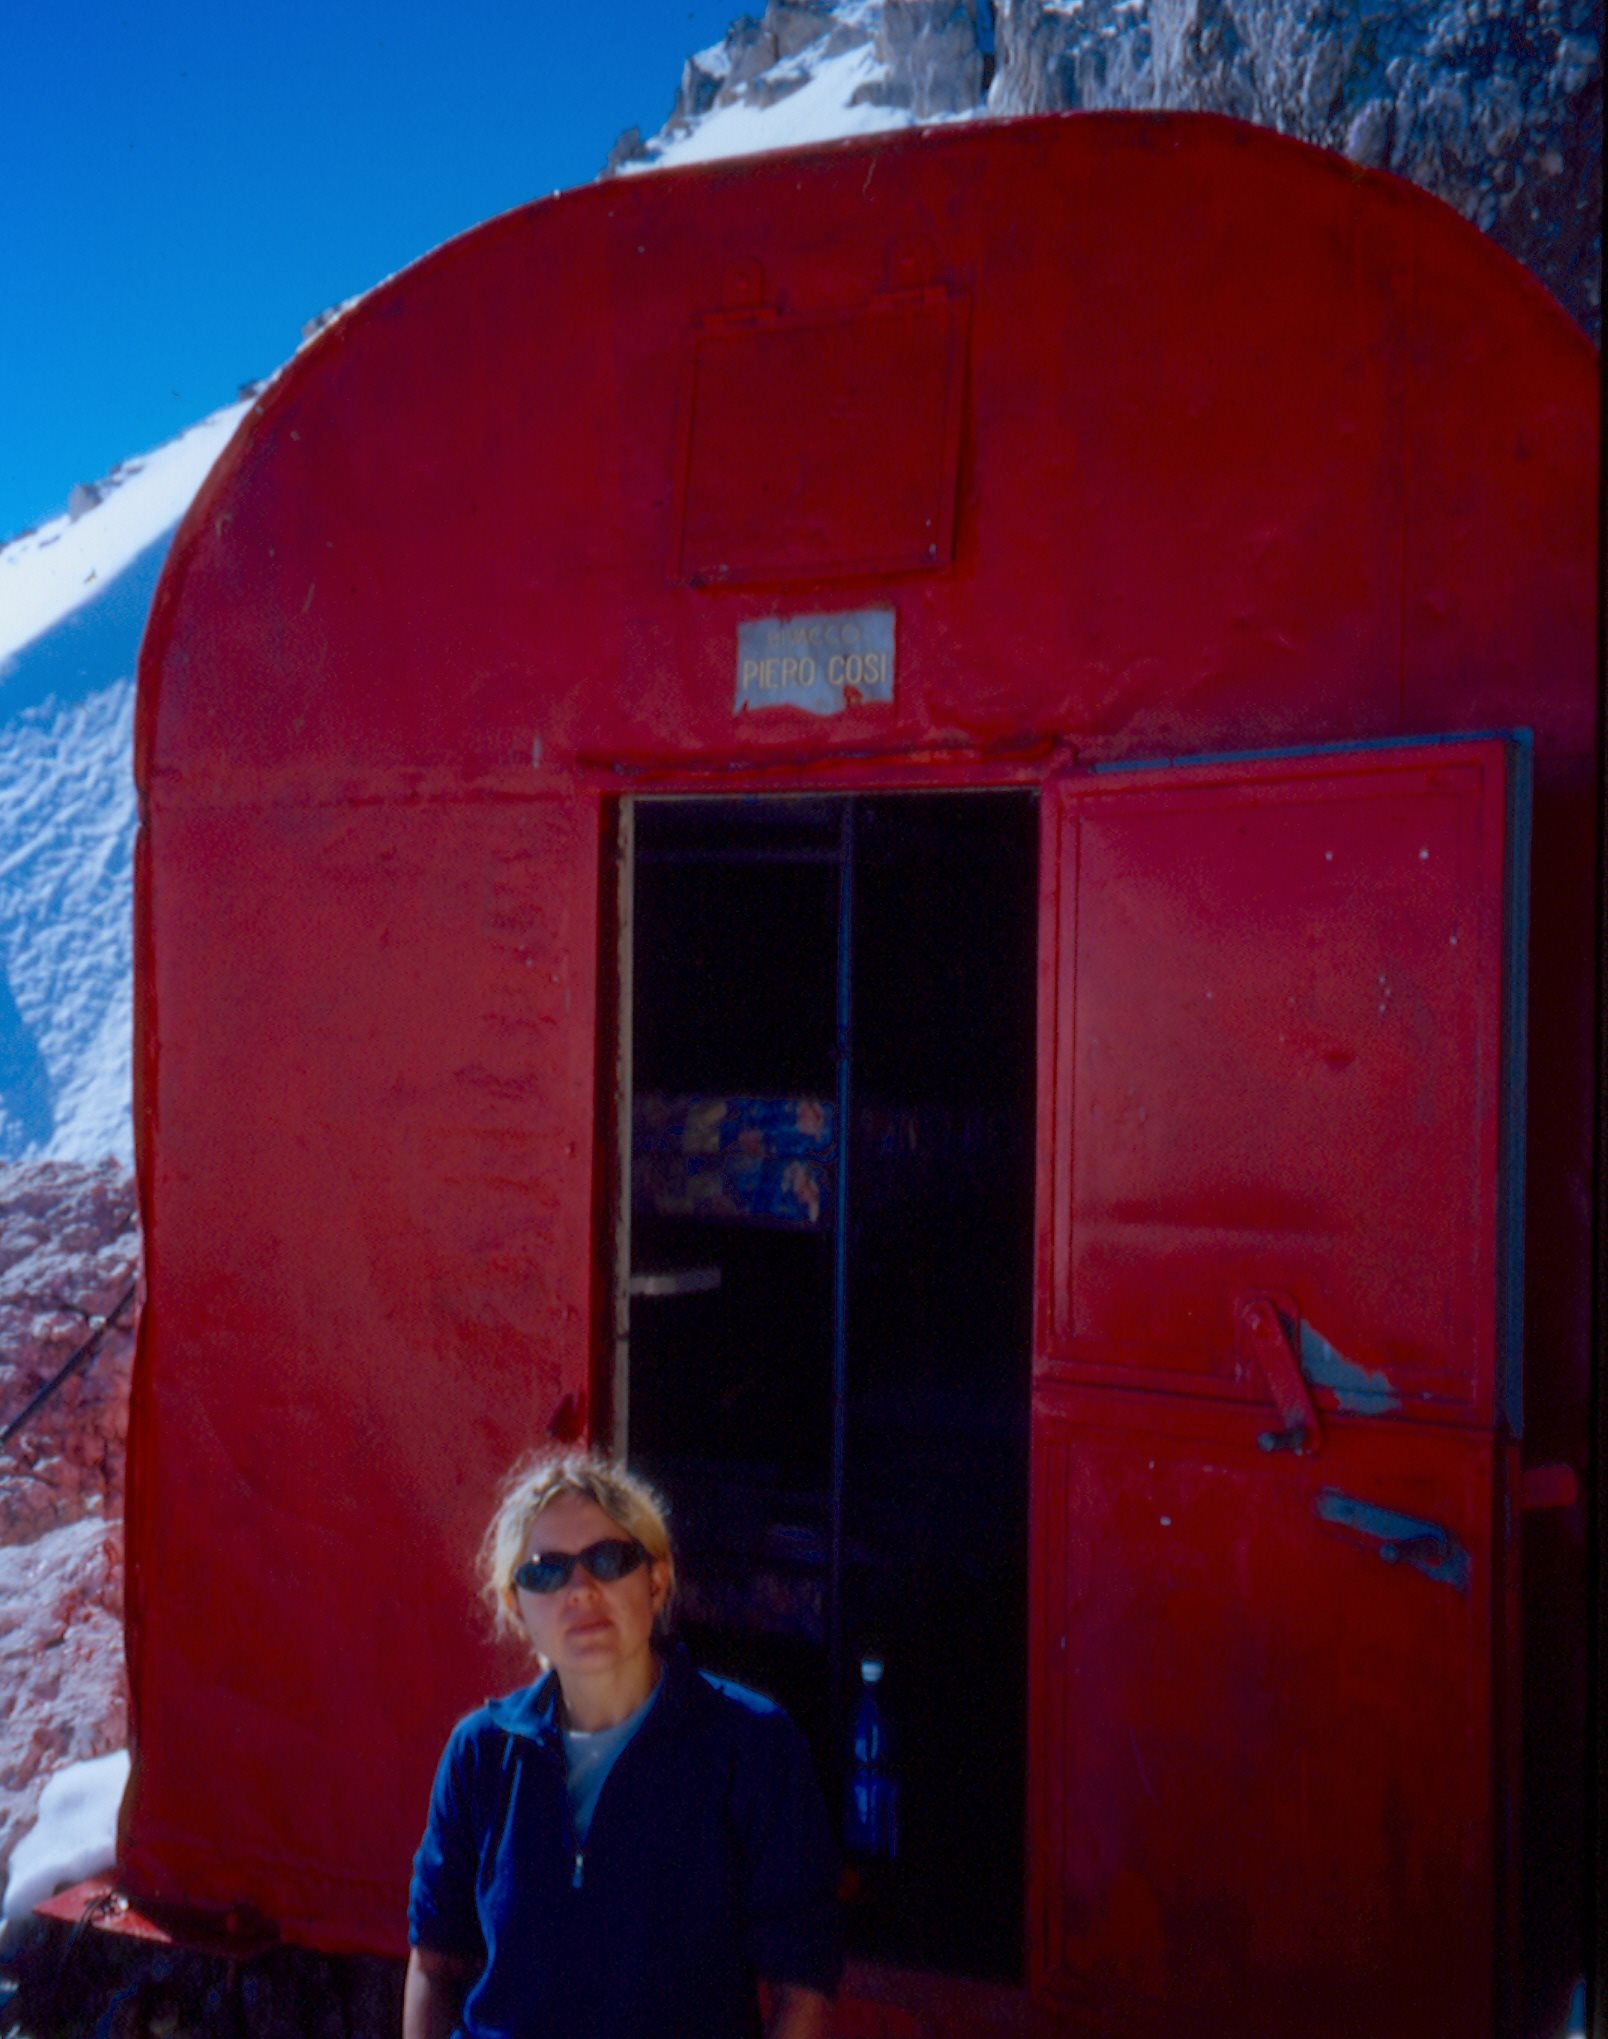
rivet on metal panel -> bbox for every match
[887,236,936,291]
[722,258,766,309]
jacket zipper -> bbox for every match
[537,1666,670,1897]
[523,1729,588,1892]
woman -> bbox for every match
[404,1450,840,2039]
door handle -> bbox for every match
[1314,1489,1471,1591]
[1377,1529,1453,1568]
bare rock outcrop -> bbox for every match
[0,1159,137,1884]
[988,0,1601,338]
[0,1518,126,1888]
[848,0,992,114]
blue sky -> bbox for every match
[2,2,741,544]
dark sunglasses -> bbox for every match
[513,1538,651,1595]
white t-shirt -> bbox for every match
[561,1680,662,1842]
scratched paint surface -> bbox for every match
[125,793,602,1948]
[1033,1393,1498,2035]
[1029,741,1521,2037]
[1299,1320,1401,1412]
[1042,746,1514,1421]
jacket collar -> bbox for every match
[485,1639,696,1744]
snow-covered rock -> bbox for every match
[630,6,918,167]
[1,1747,128,1938]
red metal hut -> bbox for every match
[125,113,1597,2035]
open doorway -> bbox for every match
[620,792,1037,1980]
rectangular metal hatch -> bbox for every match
[675,293,969,585]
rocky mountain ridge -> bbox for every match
[619,0,1599,338]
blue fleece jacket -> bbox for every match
[409,1646,841,2039]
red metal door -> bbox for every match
[1029,738,1526,2036]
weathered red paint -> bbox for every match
[1032,739,1524,2034]
[128,113,1597,2032]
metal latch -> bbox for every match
[1520,1463,1579,1511]
[1235,1291,1321,1456]
[628,1268,722,1299]
[1314,1489,1471,1591]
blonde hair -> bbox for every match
[479,1448,675,1644]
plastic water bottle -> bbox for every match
[844,1658,899,1861]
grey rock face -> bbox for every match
[770,0,841,60]
[662,0,861,136]
[721,0,838,86]
[989,0,1601,338]
[604,124,651,174]
[878,0,990,114]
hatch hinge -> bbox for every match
[1235,1290,1322,1456]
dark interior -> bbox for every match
[625,792,1037,1980]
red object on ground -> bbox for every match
[33,1877,277,1958]
[127,113,1597,2035]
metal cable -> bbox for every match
[0,1277,136,1453]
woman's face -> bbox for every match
[511,1491,669,1688]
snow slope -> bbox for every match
[0,403,249,1166]
[0,408,248,661]
[643,34,913,168]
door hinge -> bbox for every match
[1235,1291,1321,1455]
